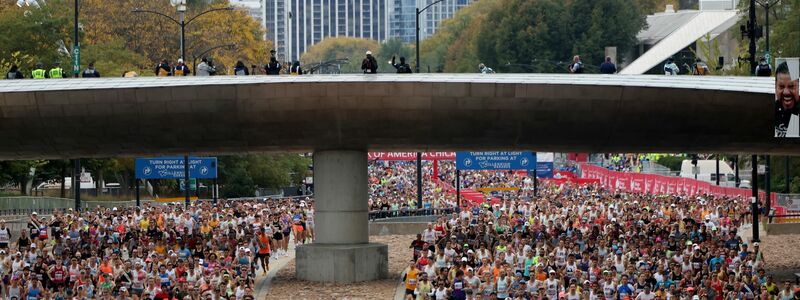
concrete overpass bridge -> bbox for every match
[0,74,794,283]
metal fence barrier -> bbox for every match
[369,207,455,221]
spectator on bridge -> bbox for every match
[692,58,709,75]
[234,60,249,76]
[600,57,616,74]
[6,64,24,79]
[31,63,48,79]
[173,59,191,76]
[569,55,584,74]
[478,63,495,74]
[664,57,680,75]
[155,60,172,76]
[774,61,799,138]
[756,57,772,77]
[196,57,216,76]
[265,50,282,75]
[81,62,100,78]
[362,51,378,74]
[289,61,303,75]
[48,62,67,78]
[391,56,412,74]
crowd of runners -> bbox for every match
[0,198,314,299]
[404,181,800,300]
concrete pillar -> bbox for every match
[296,150,388,283]
[314,150,369,244]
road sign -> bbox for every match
[135,157,217,179]
[180,178,197,191]
[72,45,80,74]
[456,152,536,170]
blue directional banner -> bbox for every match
[456,152,536,170]
[135,157,218,179]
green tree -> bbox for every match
[377,37,414,70]
[771,0,799,57]
[0,1,71,73]
[218,156,255,198]
[301,37,380,73]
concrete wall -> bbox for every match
[765,222,800,235]
[0,74,794,159]
[369,222,428,236]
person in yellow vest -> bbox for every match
[404,261,419,298]
[31,63,48,79]
[48,62,66,78]
[173,59,191,76]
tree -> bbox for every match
[301,37,380,73]
[218,156,255,198]
[771,0,800,58]
[377,38,414,69]
[0,1,71,73]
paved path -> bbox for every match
[254,239,297,299]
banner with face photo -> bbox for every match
[774,58,800,138]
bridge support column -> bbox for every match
[296,150,388,283]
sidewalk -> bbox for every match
[254,239,298,299]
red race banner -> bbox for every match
[580,163,763,200]
[368,152,456,161]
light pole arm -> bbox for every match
[131,9,181,26]
[186,7,233,26]
[419,0,445,14]
[194,43,237,60]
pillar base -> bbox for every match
[296,243,388,283]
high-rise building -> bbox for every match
[395,0,473,43]
[265,0,389,61]
[229,0,268,38]
[230,0,475,61]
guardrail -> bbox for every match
[369,207,455,221]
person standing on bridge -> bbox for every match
[173,59,191,76]
[196,57,216,76]
[391,56,412,73]
[31,63,48,79]
[6,64,24,79]
[48,62,67,79]
[600,57,616,74]
[361,51,378,74]
[81,63,100,78]
[234,60,250,76]
[265,50,282,75]
[692,58,709,75]
[569,55,584,74]
[756,57,772,77]
[664,57,680,75]
[155,60,172,76]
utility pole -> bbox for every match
[748,0,758,74]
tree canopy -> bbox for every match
[300,37,380,73]
[0,0,272,76]
[420,0,646,73]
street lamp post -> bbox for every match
[132,1,233,61]
[756,0,780,62]
[73,0,79,78]
[415,0,445,73]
